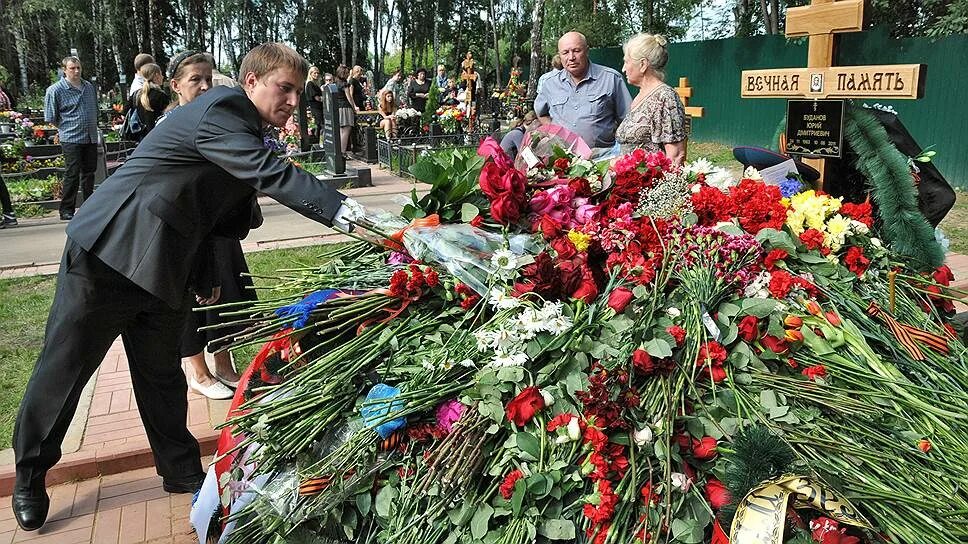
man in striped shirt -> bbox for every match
[44,56,99,220]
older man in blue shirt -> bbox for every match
[535,32,631,158]
[45,56,99,221]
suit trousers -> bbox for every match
[60,143,97,215]
[13,239,203,489]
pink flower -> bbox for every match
[574,204,600,225]
[477,137,512,170]
[435,399,465,433]
[548,185,575,207]
[530,191,555,215]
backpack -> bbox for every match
[120,103,146,141]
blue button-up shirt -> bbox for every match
[44,78,99,144]
[534,62,631,149]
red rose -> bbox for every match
[536,214,563,239]
[799,228,825,250]
[607,286,634,313]
[763,248,789,271]
[933,264,954,286]
[553,157,571,171]
[802,364,827,380]
[551,235,577,260]
[490,193,523,225]
[469,215,484,227]
[737,315,760,342]
[705,478,732,509]
[506,386,545,427]
[571,267,599,303]
[707,365,727,382]
[569,177,592,196]
[761,335,790,355]
[666,325,686,345]
[499,469,523,500]
[692,436,718,460]
[632,348,656,375]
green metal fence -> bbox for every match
[590,29,968,188]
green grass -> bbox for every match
[940,190,968,254]
[687,140,735,167]
[0,243,341,449]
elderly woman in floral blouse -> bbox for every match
[615,33,687,166]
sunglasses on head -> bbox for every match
[168,50,203,79]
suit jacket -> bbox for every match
[67,86,346,309]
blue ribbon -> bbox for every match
[274,289,341,329]
[361,383,407,439]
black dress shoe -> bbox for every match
[59,212,74,221]
[163,472,206,494]
[12,486,49,531]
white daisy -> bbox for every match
[491,249,519,272]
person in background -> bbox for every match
[334,64,355,155]
[377,89,398,138]
[536,54,562,96]
[44,56,99,221]
[164,51,254,399]
[349,65,366,111]
[500,110,540,160]
[212,67,238,88]
[128,53,155,98]
[435,64,448,90]
[407,67,431,113]
[124,63,168,143]
[535,32,631,159]
[615,33,687,166]
[0,81,14,110]
[304,66,325,142]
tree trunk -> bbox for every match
[525,0,544,99]
[13,12,29,92]
[770,0,780,33]
[129,0,143,50]
[351,2,358,66]
[489,0,502,90]
[336,5,347,66]
[758,0,777,34]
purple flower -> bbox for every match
[387,251,414,265]
[779,177,802,198]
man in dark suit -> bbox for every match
[11,43,357,531]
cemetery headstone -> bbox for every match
[322,84,345,175]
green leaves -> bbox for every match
[538,519,576,540]
[737,297,781,318]
[470,504,493,540]
[643,337,674,358]
[515,431,541,461]
[756,228,798,254]
[403,148,487,222]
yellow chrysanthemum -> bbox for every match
[824,214,850,250]
[567,230,592,252]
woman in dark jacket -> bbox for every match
[124,63,169,142]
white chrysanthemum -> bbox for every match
[458,358,477,368]
[473,330,495,351]
[849,220,869,235]
[488,288,521,310]
[490,352,528,367]
[537,300,564,321]
[743,271,772,299]
[666,307,681,318]
[544,315,573,335]
[743,166,763,180]
[704,168,737,191]
[516,308,546,334]
[491,249,519,271]
[685,157,714,175]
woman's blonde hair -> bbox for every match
[138,63,163,111]
[623,33,669,81]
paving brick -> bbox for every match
[87,393,113,418]
[13,526,93,543]
[27,513,95,539]
[0,530,13,544]
[144,497,172,541]
[45,481,77,523]
[117,502,146,544]
[72,479,100,517]
[0,520,15,534]
[107,392,129,414]
[97,486,169,512]
[85,410,143,430]
[100,476,159,500]
[92,507,121,544]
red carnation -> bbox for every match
[505,387,545,427]
[546,412,578,432]
[696,341,727,367]
[499,469,523,500]
[810,517,860,544]
[692,436,718,460]
[843,246,870,277]
[705,478,732,509]
[424,268,440,287]
[607,286,634,313]
[691,184,735,226]
[802,364,827,380]
[737,315,760,342]
[666,325,686,345]
[799,228,826,250]
[840,200,873,228]
[707,365,727,383]
[583,479,619,524]
[768,270,794,299]
[469,214,484,227]
[763,248,789,271]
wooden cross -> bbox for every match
[674,77,704,136]
[740,0,926,182]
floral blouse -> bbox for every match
[615,84,686,154]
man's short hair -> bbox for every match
[134,53,155,70]
[238,43,308,84]
[62,56,81,68]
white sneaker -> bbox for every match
[189,378,235,400]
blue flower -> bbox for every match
[273,289,341,329]
[779,177,803,198]
[361,383,407,439]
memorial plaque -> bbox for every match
[741,64,926,99]
[322,84,345,175]
[785,99,844,158]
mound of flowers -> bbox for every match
[194,137,967,544]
